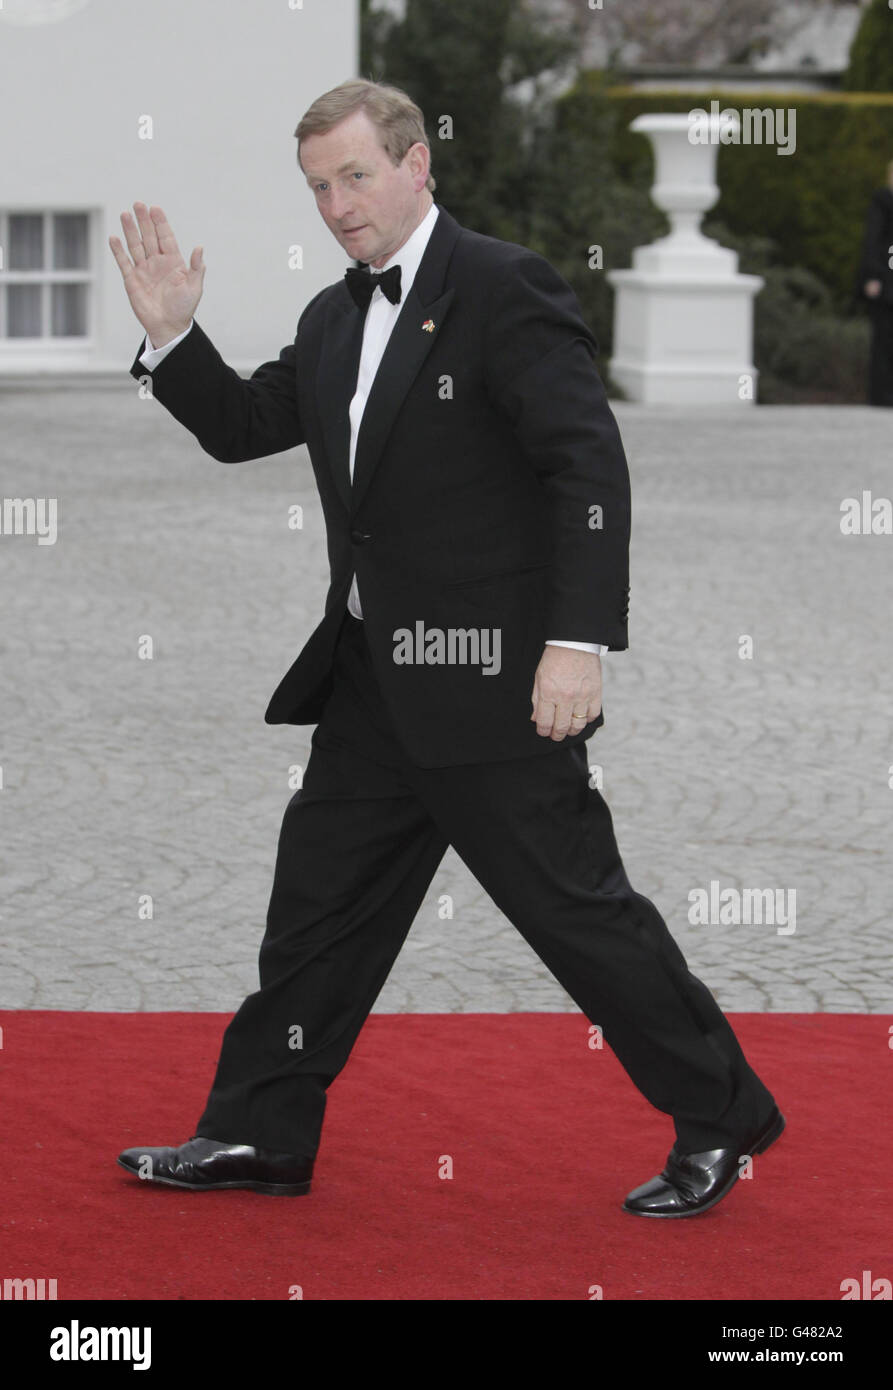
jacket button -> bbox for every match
[350,529,372,544]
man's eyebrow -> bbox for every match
[306,160,364,183]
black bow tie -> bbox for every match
[345,263,402,310]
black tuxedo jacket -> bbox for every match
[130,203,631,767]
[856,187,893,305]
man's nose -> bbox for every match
[328,187,354,222]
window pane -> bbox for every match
[7,284,43,337]
[51,282,87,336]
[53,213,89,270]
[8,214,45,270]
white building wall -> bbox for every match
[0,0,359,374]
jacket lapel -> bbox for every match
[315,204,462,515]
[316,290,366,514]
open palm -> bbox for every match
[109,202,205,346]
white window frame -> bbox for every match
[0,207,96,352]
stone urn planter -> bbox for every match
[607,111,764,405]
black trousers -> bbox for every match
[868,300,893,406]
[195,612,777,1160]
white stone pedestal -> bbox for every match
[607,112,764,405]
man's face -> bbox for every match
[300,108,429,269]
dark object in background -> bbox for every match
[854,185,893,407]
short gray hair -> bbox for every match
[295,78,436,192]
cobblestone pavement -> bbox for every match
[1,381,891,1014]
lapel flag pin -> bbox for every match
[421,318,435,333]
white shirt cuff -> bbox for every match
[139,320,194,368]
[547,639,607,655]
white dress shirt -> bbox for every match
[138,205,606,654]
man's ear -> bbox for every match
[407,141,430,192]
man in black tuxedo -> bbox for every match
[111,79,783,1217]
[856,160,893,407]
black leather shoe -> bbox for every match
[117,1136,313,1195]
[622,1105,785,1218]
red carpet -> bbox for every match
[1,1011,888,1300]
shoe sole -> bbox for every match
[622,1107,786,1219]
[116,1158,311,1196]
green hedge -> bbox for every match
[559,80,893,310]
[844,0,893,92]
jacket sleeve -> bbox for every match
[128,309,318,464]
[483,251,630,650]
[857,190,892,286]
